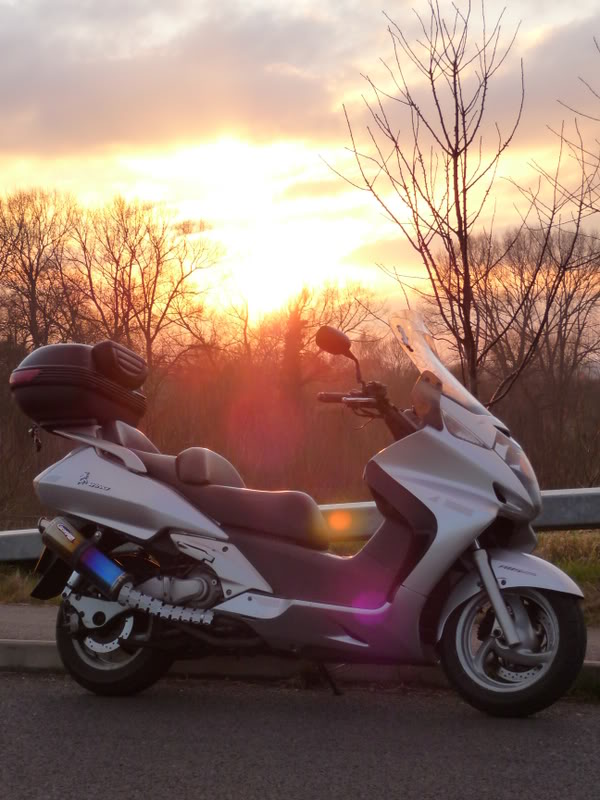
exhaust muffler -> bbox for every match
[40,516,131,598]
[40,517,213,626]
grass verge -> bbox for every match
[536,532,600,625]
[0,566,59,606]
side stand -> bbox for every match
[318,663,343,696]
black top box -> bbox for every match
[9,340,147,429]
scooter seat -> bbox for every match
[182,484,330,550]
[102,422,329,549]
[140,451,329,550]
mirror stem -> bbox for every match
[348,353,364,388]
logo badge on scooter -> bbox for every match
[77,471,110,491]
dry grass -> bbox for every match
[536,530,600,565]
[536,532,600,624]
[0,566,59,606]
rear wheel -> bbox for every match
[440,588,586,717]
[56,599,173,696]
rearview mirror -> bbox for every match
[315,326,352,356]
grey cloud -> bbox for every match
[10,0,589,162]
[334,8,600,196]
[484,14,600,149]
[0,0,384,155]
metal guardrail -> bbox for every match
[321,490,600,541]
[0,489,599,563]
[533,488,600,530]
[0,529,42,562]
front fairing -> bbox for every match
[438,394,542,519]
[389,311,541,515]
[368,402,540,596]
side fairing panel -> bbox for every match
[368,413,534,596]
[34,447,226,541]
[216,584,432,664]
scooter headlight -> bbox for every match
[443,411,491,448]
[494,431,541,511]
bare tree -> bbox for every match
[340,0,597,402]
[480,228,600,485]
[484,231,600,385]
[0,189,78,349]
[221,301,282,365]
[276,283,381,395]
[218,282,379,379]
[68,197,221,369]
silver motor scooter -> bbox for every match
[12,311,586,716]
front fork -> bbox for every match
[471,543,521,647]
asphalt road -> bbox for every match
[1,675,599,800]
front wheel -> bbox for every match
[440,588,586,717]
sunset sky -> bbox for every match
[2,0,600,314]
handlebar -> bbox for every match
[317,383,420,441]
[317,391,379,411]
[317,392,352,403]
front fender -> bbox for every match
[436,548,583,642]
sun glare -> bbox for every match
[120,139,390,316]
[0,137,410,317]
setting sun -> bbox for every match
[118,138,395,315]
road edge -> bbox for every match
[1,639,598,694]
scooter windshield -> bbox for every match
[390,310,491,417]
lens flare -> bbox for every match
[351,590,387,626]
[327,510,353,533]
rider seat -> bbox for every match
[101,421,329,550]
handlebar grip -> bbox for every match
[317,392,349,403]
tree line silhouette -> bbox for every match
[1,188,600,529]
